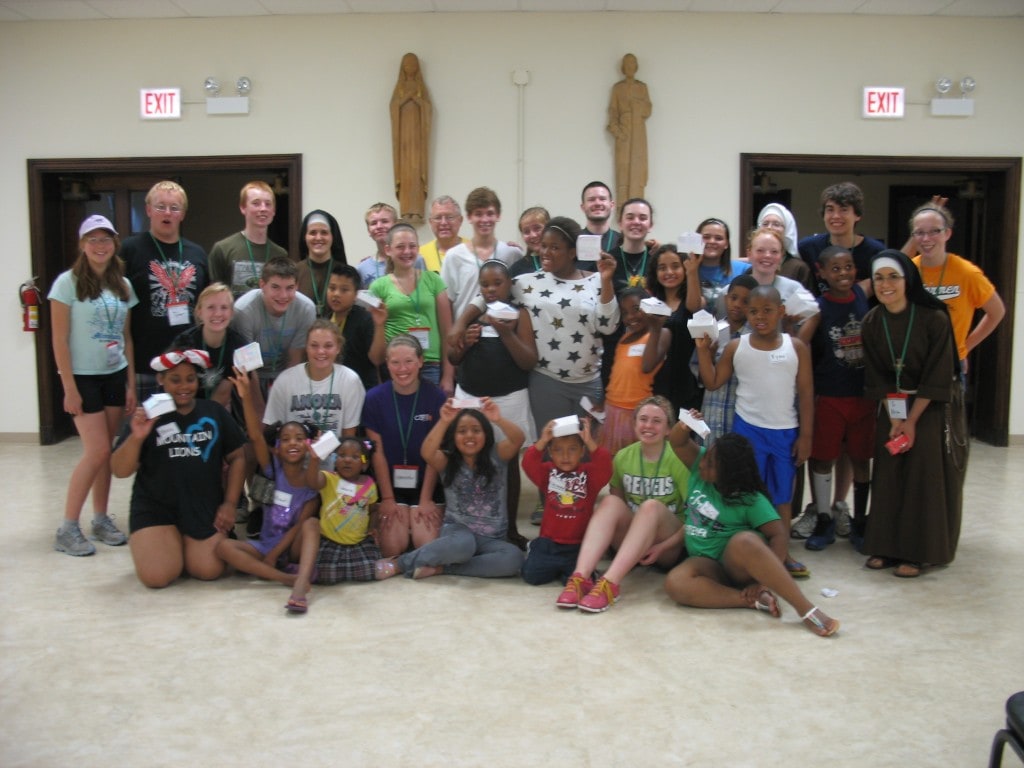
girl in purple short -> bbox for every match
[220,367,322,613]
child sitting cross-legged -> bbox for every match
[521,417,612,586]
[663,432,839,637]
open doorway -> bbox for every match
[740,153,1020,446]
[27,154,302,444]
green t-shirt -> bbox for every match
[683,448,779,560]
[369,269,447,363]
[610,442,690,520]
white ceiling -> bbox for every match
[0,0,1022,22]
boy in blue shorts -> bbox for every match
[796,245,873,551]
[696,285,814,578]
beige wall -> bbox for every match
[2,12,1022,435]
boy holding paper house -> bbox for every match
[696,284,814,579]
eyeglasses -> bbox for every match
[430,214,459,223]
[873,274,905,283]
[152,203,183,214]
[86,236,114,246]
[912,227,946,239]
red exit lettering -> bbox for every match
[140,88,181,120]
[862,87,904,119]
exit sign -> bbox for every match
[863,87,905,119]
[140,88,181,120]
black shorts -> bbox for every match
[74,369,128,414]
[129,504,217,540]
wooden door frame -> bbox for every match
[27,153,302,444]
[740,153,1020,446]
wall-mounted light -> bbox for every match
[931,74,974,117]
[205,75,251,116]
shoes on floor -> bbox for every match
[578,577,620,613]
[54,522,96,557]
[805,514,836,551]
[556,572,593,609]
[832,501,852,538]
[91,515,127,546]
[790,504,818,539]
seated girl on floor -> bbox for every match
[288,435,399,600]
[219,367,321,614]
[662,432,839,637]
[387,398,525,580]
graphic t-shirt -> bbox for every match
[319,474,378,546]
[683,448,779,561]
[610,441,690,519]
[522,445,613,544]
[443,448,507,539]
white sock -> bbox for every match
[810,471,833,517]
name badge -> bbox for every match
[480,325,499,338]
[408,327,430,351]
[156,422,180,439]
[337,479,357,499]
[105,340,122,367]
[548,474,567,495]
[886,393,908,420]
[273,489,293,509]
[393,465,419,489]
[769,350,788,364]
[627,343,645,358]
[167,301,189,326]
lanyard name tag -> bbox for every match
[393,465,419,489]
[886,393,909,420]
[769,350,787,364]
[105,340,122,367]
[627,343,645,358]
[273,489,293,509]
[156,422,180,439]
[407,327,430,351]
[167,301,189,326]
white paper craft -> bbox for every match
[784,288,820,320]
[677,232,705,255]
[678,409,711,440]
[580,396,606,423]
[576,234,601,263]
[311,431,341,461]
[551,415,581,437]
[687,309,719,340]
[143,393,176,419]
[233,342,264,373]
[451,396,483,410]
[355,290,382,309]
[639,297,671,317]
[485,301,518,321]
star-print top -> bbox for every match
[511,270,620,384]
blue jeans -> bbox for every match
[420,362,441,386]
[521,537,581,585]
[397,522,523,578]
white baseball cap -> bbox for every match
[79,214,118,239]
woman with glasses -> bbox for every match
[49,215,138,556]
[860,250,966,578]
[907,202,1005,369]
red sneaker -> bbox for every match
[578,577,620,613]
[555,572,593,609]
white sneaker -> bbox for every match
[832,501,852,538]
[55,523,96,556]
[790,504,818,539]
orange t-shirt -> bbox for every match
[913,252,995,359]
[605,331,662,409]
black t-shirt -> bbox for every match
[121,233,209,371]
[333,305,379,392]
[118,399,247,535]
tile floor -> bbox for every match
[0,438,1021,767]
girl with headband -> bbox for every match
[111,348,247,587]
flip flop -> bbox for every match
[894,562,922,578]
[802,606,839,637]
[285,595,308,614]
[753,588,781,618]
[785,559,810,579]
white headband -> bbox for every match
[872,257,904,278]
[306,213,330,228]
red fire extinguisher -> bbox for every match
[19,278,41,332]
